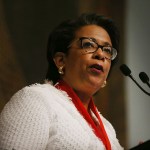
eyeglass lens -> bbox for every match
[81,38,116,60]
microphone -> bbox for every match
[120,64,131,76]
[139,72,150,88]
[120,64,150,96]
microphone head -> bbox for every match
[139,72,149,83]
[120,64,131,76]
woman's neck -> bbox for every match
[60,78,93,110]
[74,90,91,110]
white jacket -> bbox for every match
[0,83,123,150]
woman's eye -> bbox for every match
[82,41,94,48]
[103,47,112,54]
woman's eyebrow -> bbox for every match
[102,42,112,46]
[91,38,112,47]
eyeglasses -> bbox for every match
[69,37,117,60]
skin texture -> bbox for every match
[54,25,112,109]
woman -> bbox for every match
[0,13,123,150]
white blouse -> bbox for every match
[0,83,123,150]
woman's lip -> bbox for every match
[90,67,103,74]
[90,64,104,72]
[89,64,104,74]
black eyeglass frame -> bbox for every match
[68,37,117,60]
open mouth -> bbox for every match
[90,64,104,72]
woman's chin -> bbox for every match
[87,78,103,91]
[89,75,103,84]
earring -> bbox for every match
[58,66,64,75]
[101,80,107,88]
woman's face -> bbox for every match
[62,25,112,96]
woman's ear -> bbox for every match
[53,52,66,68]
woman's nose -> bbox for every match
[92,48,105,61]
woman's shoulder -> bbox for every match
[1,81,70,115]
[0,82,59,130]
[17,81,55,95]
[1,82,59,115]
[0,82,55,149]
[11,81,58,101]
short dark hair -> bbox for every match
[46,13,120,84]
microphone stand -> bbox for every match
[146,82,150,88]
[129,74,150,96]
[120,64,150,96]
